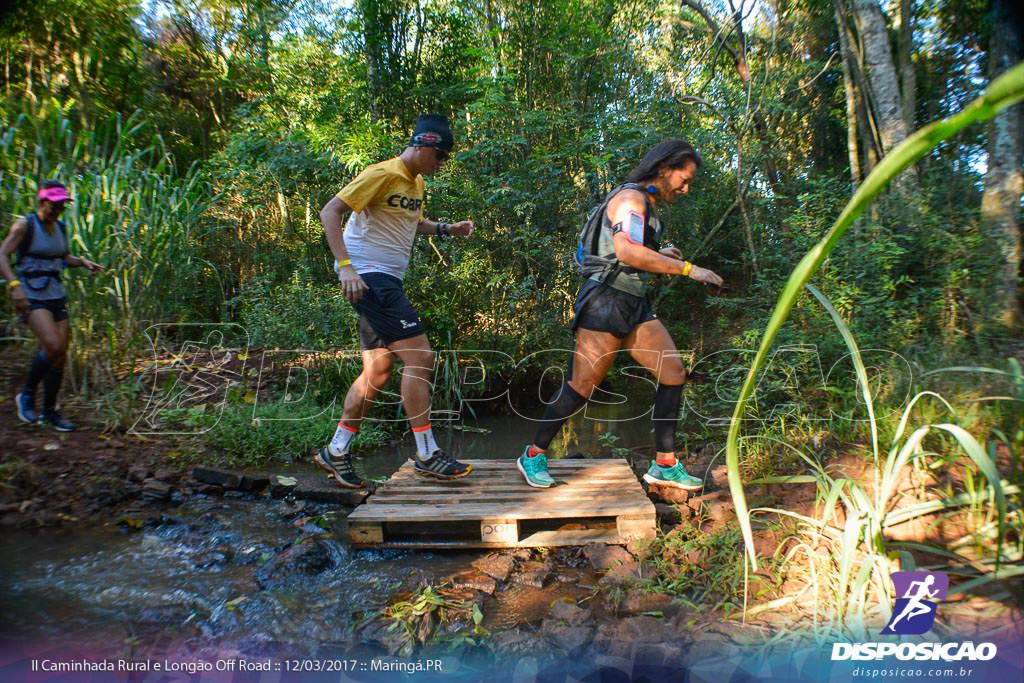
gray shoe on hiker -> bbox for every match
[315,447,364,488]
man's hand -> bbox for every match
[660,245,683,261]
[688,265,724,288]
[10,285,28,314]
[448,220,474,238]
[338,265,368,304]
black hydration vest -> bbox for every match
[15,213,69,296]
[574,183,662,292]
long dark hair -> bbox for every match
[626,140,702,183]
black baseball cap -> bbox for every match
[409,114,454,153]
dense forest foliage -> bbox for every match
[0,0,1020,401]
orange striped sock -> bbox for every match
[329,422,358,455]
[656,453,677,467]
[412,424,439,459]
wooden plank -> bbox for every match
[386,461,637,474]
[370,491,642,502]
[369,493,651,506]
[387,462,634,479]
[386,467,638,480]
[348,521,383,544]
[410,459,629,469]
[616,514,657,541]
[352,528,622,549]
[347,458,654,548]
[480,519,519,543]
[385,470,638,484]
[349,501,653,522]
[385,459,637,474]
[371,484,641,495]
[369,488,649,501]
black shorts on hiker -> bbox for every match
[354,272,426,349]
[22,297,69,323]
[571,279,657,339]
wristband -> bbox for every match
[435,222,450,237]
[337,259,351,268]
[7,279,21,288]
[681,261,693,277]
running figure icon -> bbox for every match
[887,575,939,630]
[881,571,948,635]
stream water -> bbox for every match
[0,406,654,663]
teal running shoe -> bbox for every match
[643,460,703,490]
[517,447,555,488]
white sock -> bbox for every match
[412,425,439,460]
[329,423,358,457]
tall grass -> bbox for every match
[0,102,213,396]
[746,286,1013,635]
[721,62,1024,632]
[725,61,1024,571]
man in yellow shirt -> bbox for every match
[316,115,476,487]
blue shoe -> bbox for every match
[643,461,703,490]
[517,447,555,488]
[39,410,75,432]
[15,392,38,424]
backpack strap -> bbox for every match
[586,183,651,287]
[57,219,69,257]
[16,214,38,264]
[599,183,655,252]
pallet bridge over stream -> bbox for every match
[347,458,656,549]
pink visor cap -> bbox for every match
[38,186,72,203]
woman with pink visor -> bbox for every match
[1,180,102,431]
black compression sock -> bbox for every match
[532,382,588,451]
[653,383,684,453]
[42,363,64,413]
[23,350,49,396]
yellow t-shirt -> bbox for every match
[337,157,425,279]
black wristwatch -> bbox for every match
[435,222,451,237]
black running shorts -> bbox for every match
[22,297,69,323]
[354,272,426,349]
[571,279,657,339]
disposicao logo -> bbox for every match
[881,570,947,635]
[831,570,998,662]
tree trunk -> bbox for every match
[359,0,383,122]
[849,0,909,155]
[835,1,861,186]
[982,0,1023,329]
[897,0,916,131]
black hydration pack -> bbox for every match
[16,213,69,265]
[573,183,658,287]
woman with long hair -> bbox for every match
[516,140,723,489]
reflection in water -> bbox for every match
[359,400,658,480]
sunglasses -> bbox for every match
[434,148,450,162]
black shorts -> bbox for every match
[22,297,69,323]
[354,272,426,349]
[572,279,657,339]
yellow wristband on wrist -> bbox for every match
[337,259,351,268]
[7,279,21,288]
[680,261,693,277]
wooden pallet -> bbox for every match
[347,458,656,549]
